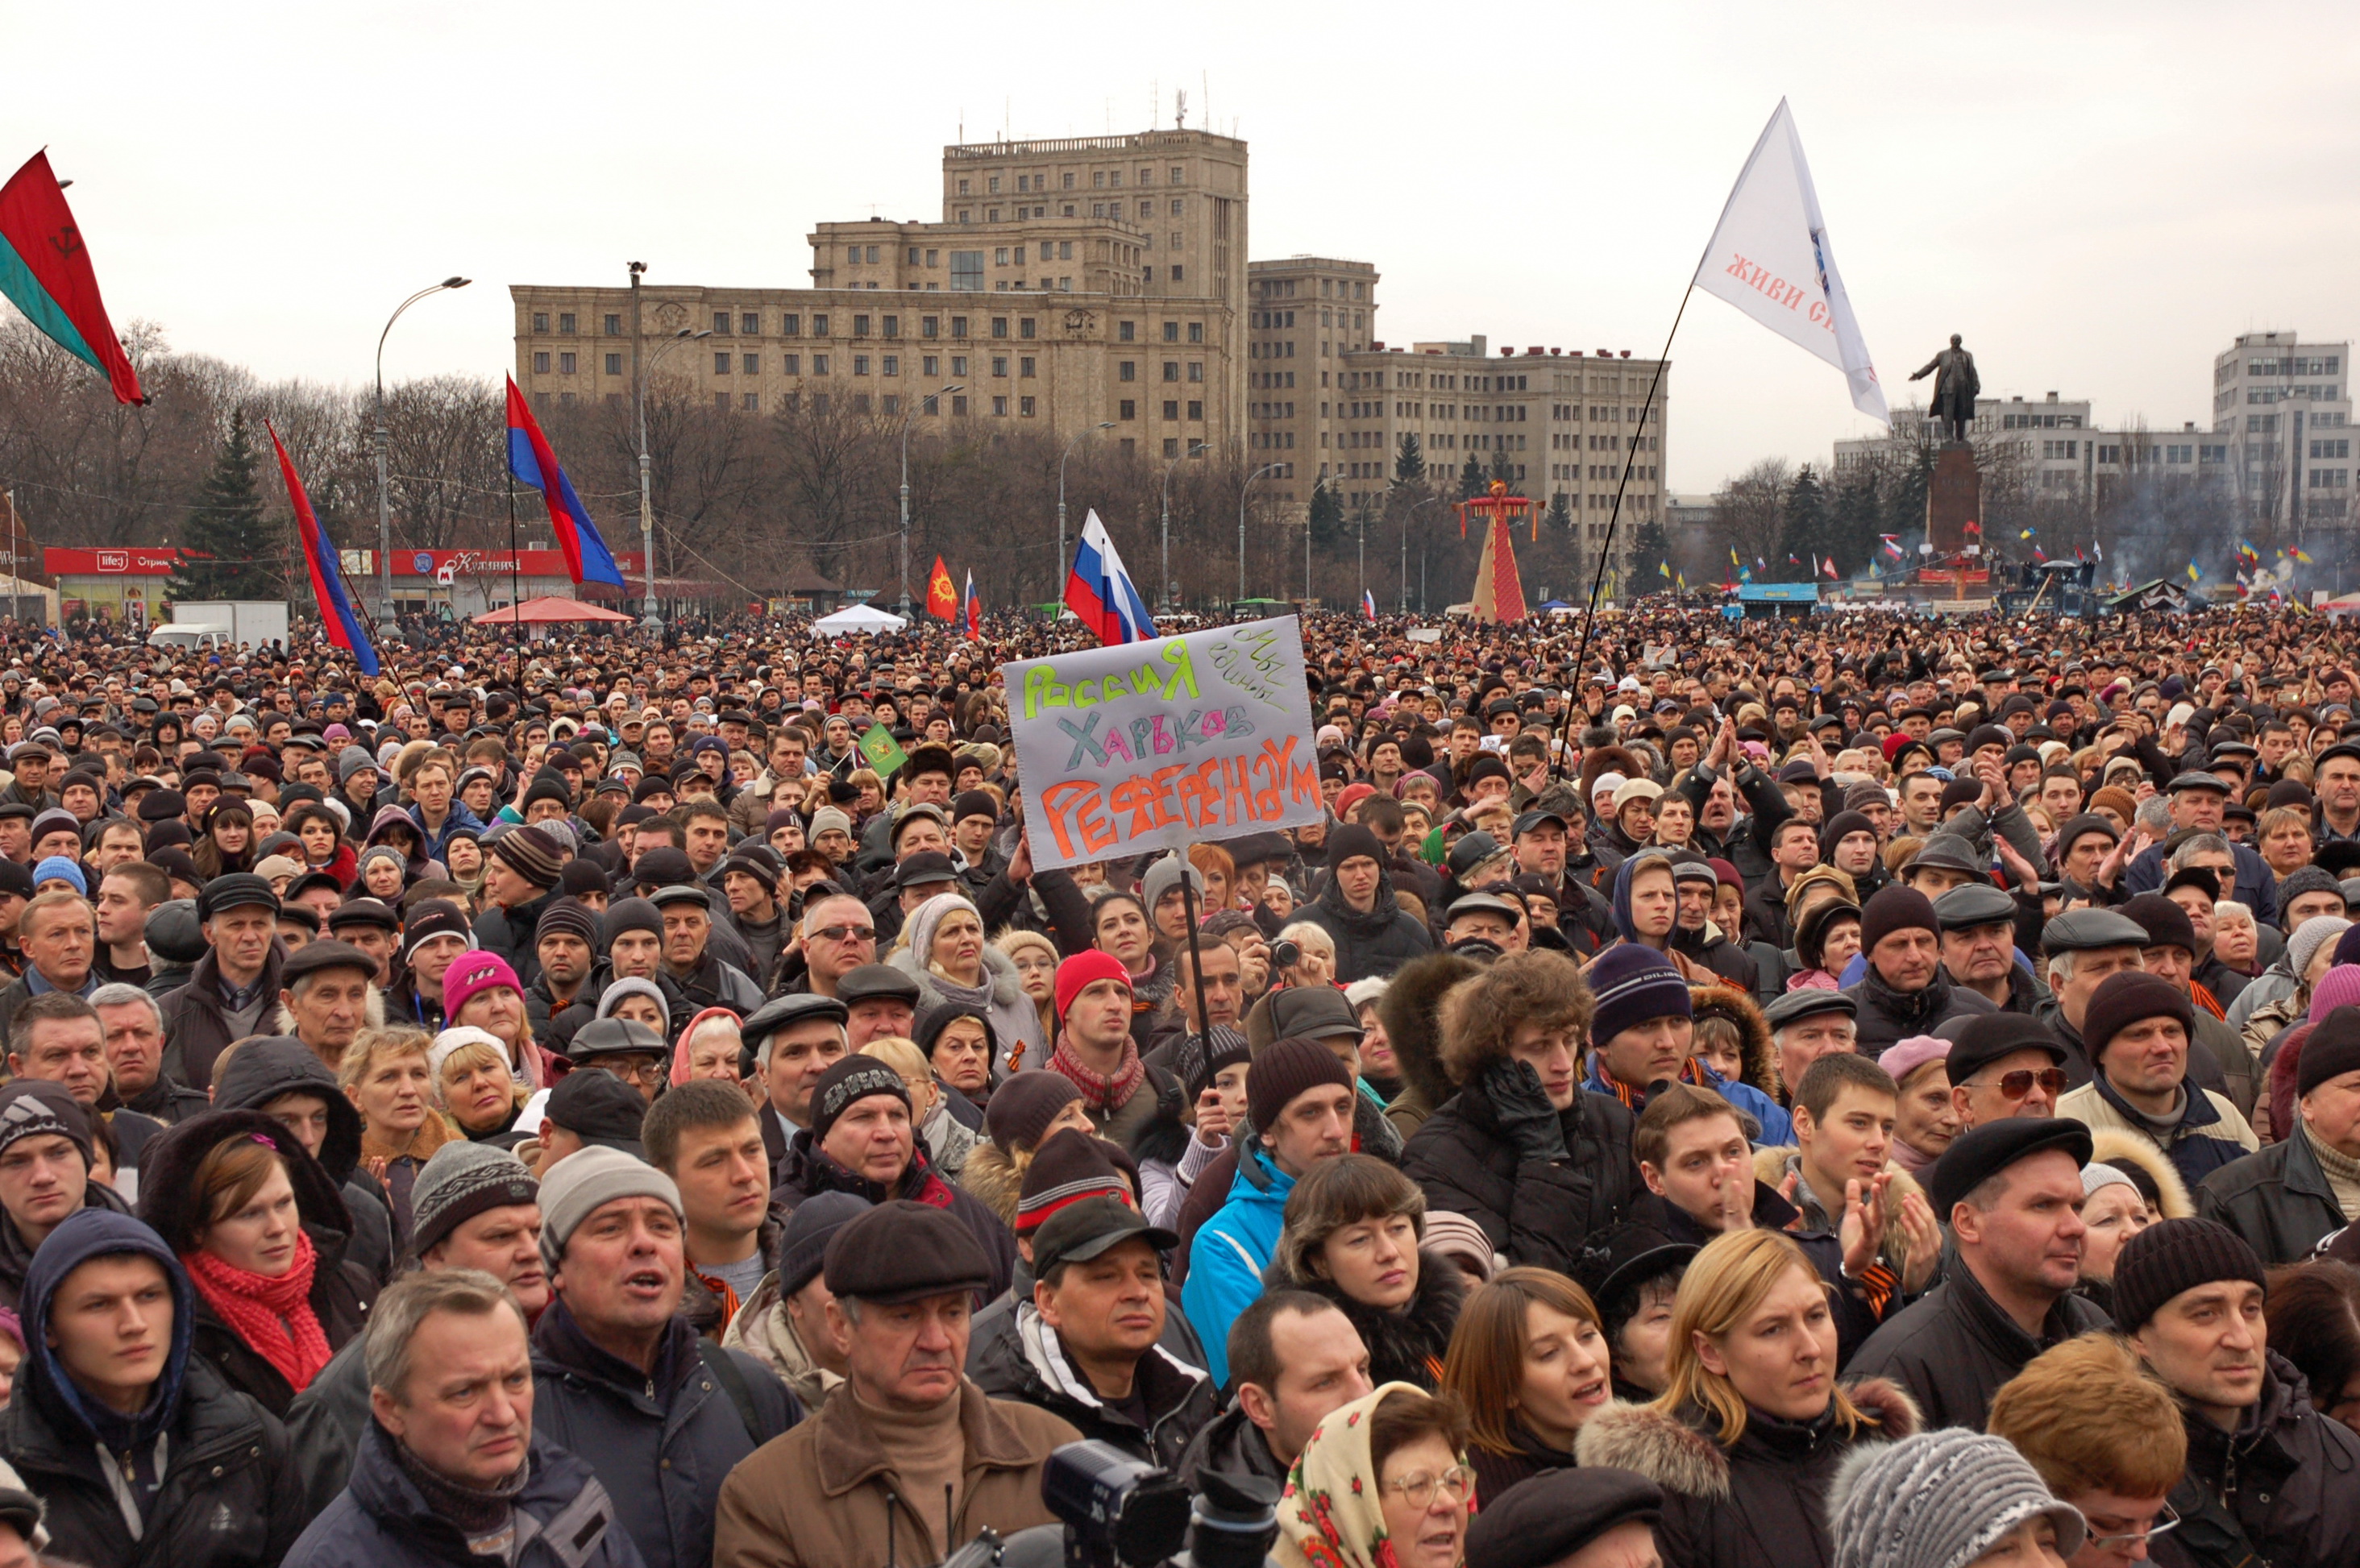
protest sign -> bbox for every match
[1005,616,1323,869]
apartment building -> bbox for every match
[2213,330,2352,529]
[513,127,1247,458]
[1835,392,2229,503]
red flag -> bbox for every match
[926,556,958,620]
[0,151,143,404]
[963,570,981,638]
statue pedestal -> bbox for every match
[1926,444,1980,554]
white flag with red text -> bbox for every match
[1694,100,1888,422]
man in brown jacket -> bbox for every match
[714,1199,1079,1568]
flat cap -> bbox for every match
[1908,836,1988,878]
[836,964,923,1006]
[2166,770,2230,795]
[1928,1115,2092,1221]
[542,1070,649,1157]
[1463,1467,1664,1568]
[1266,984,1365,1041]
[326,897,400,934]
[1760,989,1857,1030]
[825,1197,994,1304]
[2039,907,2150,953]
[740,992,849,1047]
[568,1016,667,1062]
[279,939,378,984]
[196,872,279,920]
[1944,1012,2067,1083]
[892,850,961,890]
[646,882,714,911]
[1933,881,2018,930]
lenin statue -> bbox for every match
[1909,335,1980,443]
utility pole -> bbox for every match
[1159,441,1205,613]
[375,276,471,619]
[1239,463,1281,605]
[630,262,651,627]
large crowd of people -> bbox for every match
[0,596,2351,1567]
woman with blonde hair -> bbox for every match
[891,891,1043,1067]
[1578,1229,1918,1568]
[995,927,1059,1071]
[1442,1267,1614,1500]
[428,1026,534,1143]
[339,1026,455,1244]
[1274,1383,1475,1568]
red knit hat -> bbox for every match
[1055,950,1132,1021]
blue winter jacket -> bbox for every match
[1182,1143,1297,1387]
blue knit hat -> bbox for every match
[1586,944,1691,1047]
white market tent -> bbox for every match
[809,604,908,635]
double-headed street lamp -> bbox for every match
[1239,463,1283,604]
[1057,422,1116,600]
[634,323,711,633]
[899,384,963,616]
[374,276,470,618]
[1159,442,1207,612]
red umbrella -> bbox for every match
[469,595,638,626]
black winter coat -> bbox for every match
[772,1130,1017,1306]
[0,1357,307,1568]
[286,1421,647,1568]
[2152,1354,2360,1568]
[1399,1076,1661,1274]
[1277,1251,1464,1392]
[1295,877,1434,983]
[1843,1259,2111,1432]
[2196,1127,2349,1268]
[1174,1397,1289,1491]
[1841,967,1995,1053]
[189,1219,376,1419]
[1575,1379,1922,1568]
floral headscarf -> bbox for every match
[1273,1382,1471,1568]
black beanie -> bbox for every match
[2299,1005,2360,1097]
[1328,823,1385,871]
[1248,1035,1357,1132]
[2082,970,2195,1067]
[2112,1217,2266,1330]
[1818,811,1872,857]
[1858,886,1938,955]
[2121,893,2197,957]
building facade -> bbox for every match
[2212,330,2352,530]
[1835,392,2229,506]
[513,128,1248,462]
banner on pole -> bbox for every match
[1005,616,1323,869]
[1694,99,1888,423]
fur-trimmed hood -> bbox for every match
[1437,949,1593,1088]
[1378,949,1484,1112]
[2086,1126,2196,1219]
[1574,1377,1922,1498]
[887,940,1026,1012]
[1581,745,1648,804]
[1750,1147,1928,1261]
[958,1137,1024,1228]
[1692,982,1780,1102]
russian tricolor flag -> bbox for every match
[266,420,379,677]
[1363,589,1377,620]
[505,376,626,591]
[963,570,982,639]
[1064,509,1156,645]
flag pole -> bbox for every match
[504,450,524,676]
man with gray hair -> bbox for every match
[529,1147,796,1568]
[775,890,877,1001]
[7,990,164,1196]
[89,982,207,1123]
[0,890,96,1047]
[283,1270,645,1568]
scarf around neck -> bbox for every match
[394,1433,529,1553]
[1049,1033,1145,1113]
[182,1229,331,1392]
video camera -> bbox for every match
[942,1441,1283,1568]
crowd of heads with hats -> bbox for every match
[0,607,2355,1566]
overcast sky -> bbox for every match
[8,1,2355,495]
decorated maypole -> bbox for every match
[1456,480,1535,624]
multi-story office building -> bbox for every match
[2212,331,2352,529]
[1835,392,2229,504]
[513,127,1248,458]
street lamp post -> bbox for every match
[1239,463,1282,604]
[1159,441,1206,612]
[634,321,712,634]
[374,276,470,619]
[899,384,962,616]
[1057,422,1116,604]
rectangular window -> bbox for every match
[1062,172,1076,189]
[1187,362,1203,383]
[814,393,829,413]
[782,354,799,374]
[1020,396,1037,417]
[558,352,576,374]
[922,355,939,376]
[881,315,899,338]
[882,355,899,376]
[1163,362,1179,382]
[1140,200,1153,218]
[532,312,549,332]
[603,313,621,335]
[1188,321,1203,343]
[1171,266,1183,281]
[782,313,800,336]
[852,314,870,338]
[741,354,758,375]
[882,394,899,416]
[1188,400,1203,421]
[741,313,760,335]
[532,351,550,373]
[1020,357,1036,377]
[2315,438,2352,459]
[1163,400,1180,420]
[950,251,984,290]
[1120,321,1136,342]
[605,353,622,375]
[1163,321,1179,342]
[921,316,940,338]
[713,311,731,334]
[1093,170,1106,188]
[558,313,576,334]
[714,352,731,375]
[950,355,967,375]
[995,247,1009,266]
[1120,400,1137,419]
[926,249,939,267]
[742,392,759,411]
[853,355,870,375]
[908,247,920,265]
[812,313,829,336]
[851,393,870,413]
[866,246,880,264]
[812,354,829,375]
[992,317,1009,338]
[951,395,968,416]
[1020,317,1037,339]
[992,356,1008,377]
[992,396,1008,417]
[950,317,969,339]
[1119,361,1136,382]
[1058,241,1074,261]
[848,245,862,263]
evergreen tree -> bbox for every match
[1627,519,1672,589]
[1533,492,1583,604]
[1488,446,1518,487]
[1394,432,1424,483]
[1458,453,1485,499]
[1830,469,1884,577]
[1778,464,1830,576]
[1307,478,1347,549]
[169,410,287,603]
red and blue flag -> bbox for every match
[0,151,143,404]
[266,420,378,678]
[504,375,625,590]
[1064,509,1156,645]
[1363,589,1377,620]
[963,570,982,639]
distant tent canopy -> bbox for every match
[469,595,637,626]
[810,604,908,635]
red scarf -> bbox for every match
[1048,1035,1145,1113]
[182,1230,332,1393]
